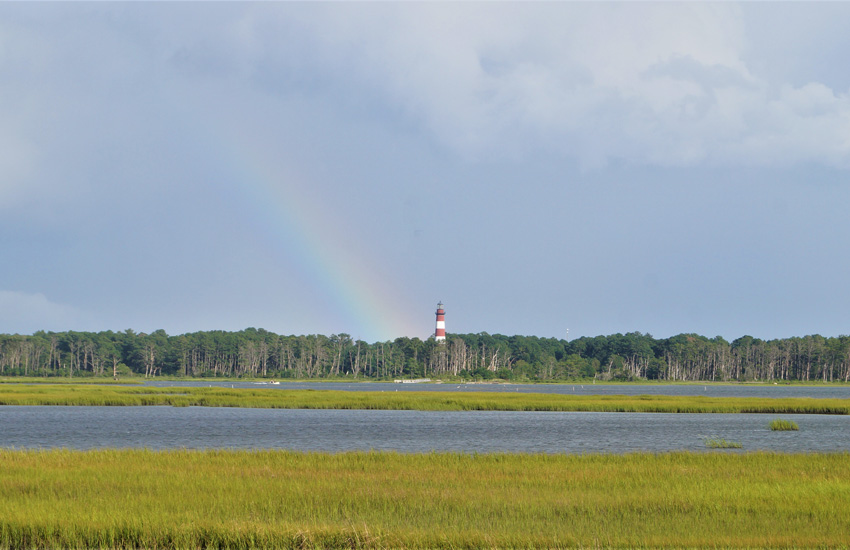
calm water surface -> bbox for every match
[1,406,847,453]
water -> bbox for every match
[144,380,850,399]
[1,406,847,453]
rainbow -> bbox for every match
[204,119,421,343]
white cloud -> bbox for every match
[3,1,850,203]
[228,3,850,170]
[0,291,91,334]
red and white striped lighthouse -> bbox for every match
[435,302,446,342]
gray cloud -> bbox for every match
[2,3,850,341]
[0,291,93,334]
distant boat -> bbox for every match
[269,380,280,385]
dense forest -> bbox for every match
[2,329,850,383]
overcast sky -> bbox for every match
[3,2,850,342]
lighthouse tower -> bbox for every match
[435,302,446,342]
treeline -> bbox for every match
[1,329,849,382]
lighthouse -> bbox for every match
[435,302,446,342]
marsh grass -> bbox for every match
[770,418,800,431]
[0,449,848,548]
[0,384,849,414]
[0,377,140,385]
[704,438,743,449]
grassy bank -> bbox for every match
[0,384,849,414]
[0,449,848,548]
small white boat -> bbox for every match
[269,380,280,385]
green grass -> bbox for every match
[0,376,142,385]
[0,449,848,548]
[0,383,849,414]
[770,418,800,431]
[704,438,743,449]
